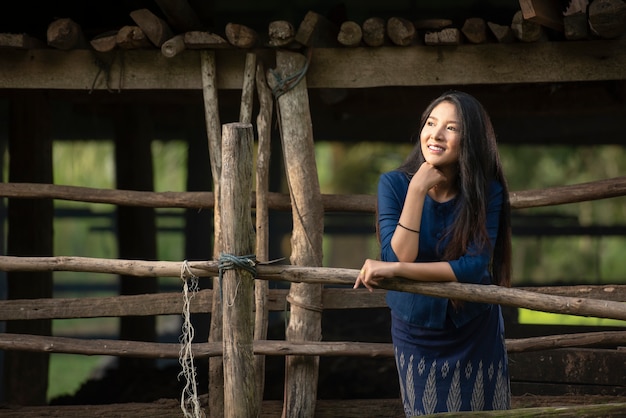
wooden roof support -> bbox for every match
[519,0,565,31]
[2,41,626,90]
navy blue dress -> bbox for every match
[378,170,510,416]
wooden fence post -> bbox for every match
[220,122,258,418]
[254,60,273,404]
[269,50,324,418]
[201,49,224,418]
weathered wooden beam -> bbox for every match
[2,41,626,90]
[269,49,324,418]
[220,122,258,418]
[254,59,273,404]
[0,176,625,211]
[2,331,626,358]
[200,49,225,418]
[2,257,626,321]
[1,284,624,321]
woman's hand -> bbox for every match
[410,162,446,193]
[354,259,397,292]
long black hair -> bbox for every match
[398,90,512,287]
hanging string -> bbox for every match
[178,260,204,418]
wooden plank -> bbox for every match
[519,0,565,31]
[1,41,626,90]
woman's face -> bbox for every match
[420,101,462,169]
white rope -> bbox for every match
[178,260,204,418]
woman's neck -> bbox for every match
[429,167,459,203]
[429,183,457,203]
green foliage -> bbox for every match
[499,144,626,285]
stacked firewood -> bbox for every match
[0,0,625,53]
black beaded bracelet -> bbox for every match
[397,222,420,234]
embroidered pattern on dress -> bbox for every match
[422,360,438,414]
[446,360,462,412]
[492,359,511,410]
[396,349,510,417]
[470,360,485,411]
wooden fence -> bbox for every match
[1,176,626,417]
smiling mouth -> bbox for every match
[428,144,445,152]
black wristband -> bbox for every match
[397,222,420,234]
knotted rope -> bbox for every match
[218,253,257,306]
[268,48,312,99]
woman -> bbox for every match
[354,91,512,416]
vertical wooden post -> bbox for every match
[220,122,258,418]
[254,60,273,403]
[270,50,324,418]
[201,50,224,418]
[114,106,158,372]
[239,52,257,124]
[5,91,53,405]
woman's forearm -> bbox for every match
[395,261,457,282]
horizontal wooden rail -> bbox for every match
[1,285,624,321]
[1,256,626,321]
[1,331,625,358]
[0,176,625,211]
[2,41,626,90]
